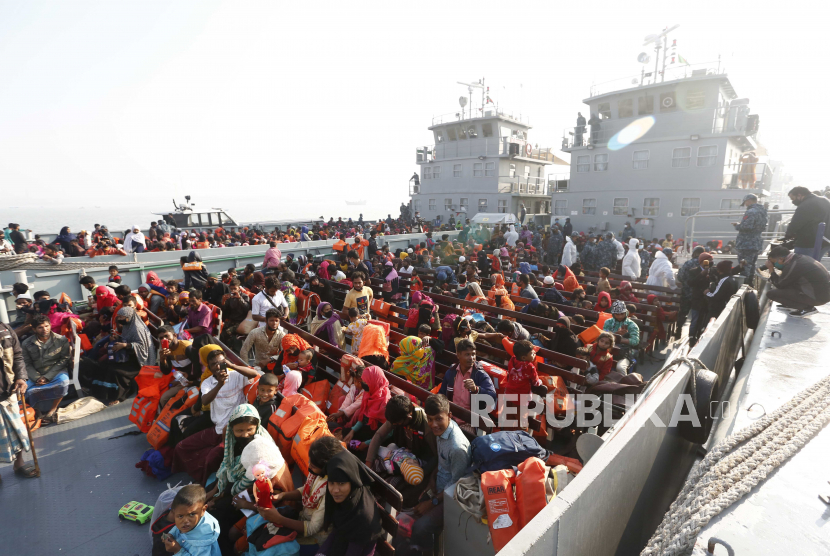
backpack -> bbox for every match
[467,430,548,474]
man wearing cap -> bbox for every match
[733,194,768,278]
[603,300,640,374]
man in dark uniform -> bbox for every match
[733,193,768,278]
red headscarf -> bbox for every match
[348,366,390,430]
[95,285,118,313]
[594,291,612,312]
[618,281,639,303]
[281,334,311,365]
[146,271,164,289]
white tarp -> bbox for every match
[470,213,517,225]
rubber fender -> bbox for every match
[678,368,719,444]
[744,290,760,330]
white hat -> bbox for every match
[407,248,414,253]
[543,276,555,285]
[15,292,32,301]
[458,256,466,263]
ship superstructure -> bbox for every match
[411,80,568,227]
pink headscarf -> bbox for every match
[282,370,303,397]
[318,261,331,280]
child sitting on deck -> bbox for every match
[501,339,548,430]
[253,373,281,423]
[163,484,221,556]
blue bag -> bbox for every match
[467,430,548,474]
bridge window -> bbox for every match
[638,95,654,115]
[672,147,691,168]
[685,90,706,110]
[593,153,608,172]
[457,127,468,140]
[466,125,478,139]
[613,198,629,216]
[643,198,660,216]
[582,198,597,215]
[577,155,590,173]
[598,102,611,119]
[482,123,494,137]
[436,130,444,143]
[618,98,634,118]
[681,198,700,216]
[697,145,718,167]
[447,128,457,141]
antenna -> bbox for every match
[457,79,485,119]
[643,25,679,83]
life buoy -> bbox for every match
[525,143,532,156]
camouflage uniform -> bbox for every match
[580,242,597,271]
[594,238,618,271]
[734,204,768,278]
[547,231,564,265]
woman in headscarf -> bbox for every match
[145,271,168,293]
[317,451,383,556]
[465,282,488,305]
[250,271,267,294]
[242,264,257,290]
[380,261,399,303]
[79,307,155,405]
[486,273,516,316]
[390,336,436,389]
[594,291,612,313]
[617,280,640,303]
[278,334,312,370]
[342,366,391,444]
[309,275,334,304]
[237,437,344,556]
[205,404,293,554]
[54,226,77,253]
[123,225,147,254]
[311,302,346,349]
[356,324,389,370]
[318,260,332,281]
[94,284,119,315]
[281,369,303,397]
[403,292,438,335]
[537,316,579,357]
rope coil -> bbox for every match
[641,373,830,555]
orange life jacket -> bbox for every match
[290,416,333,476]
[267,393,326,466]
[516,457,548,529]
[146,386,200,450]
[481,469,520,552]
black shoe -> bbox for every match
[789,308,818,318]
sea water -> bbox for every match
[0,199,396,236]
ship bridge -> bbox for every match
[411,102,568,226]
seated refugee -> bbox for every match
[311,302,346,350]
[206,404,292,555]
[535,316,579,358]
[438,339,497,432]
[316,451,383,556]
[219,279,251,352]
[357,323,389,370]
[156,325,193,413]
[404,292,439,337]
[252,372,281,423]
[21,314,71,425]
[594,291,612,313]
[162,484,221,556]
[327,356,366,431]
[233,436,345,556]
[603,301,640,374]
[390,336,437,390]
[79,306,155,406]
[171,346,259,486]
[499,339,547,431]
[274,333,311,372]
[341,271,373,320]
[186,290,214,337]
[342,366,391,445]
[137,283,166,317]
[578,332,616,382]
[646,294,677,344]
[396,394,471,556]
[345,308,369,354]
[240,309,286,369]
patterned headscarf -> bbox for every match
[281,334,311,365]
[116,307,156,366]
[215,404,269,496]
[390,336,435,389]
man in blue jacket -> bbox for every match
[438,339,497,427]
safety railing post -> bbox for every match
[812,222,827,260]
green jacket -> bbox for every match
[22,332,71,382]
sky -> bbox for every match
[0,1,825,225]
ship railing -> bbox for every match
[417,140,555,163]
[430,110,531,126]
[497,176,549,195]
[721,162,772,191]
[587,61,726,98]
[560,103,759,150]
[681,209,794,256]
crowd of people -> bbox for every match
[2,188,829,554]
